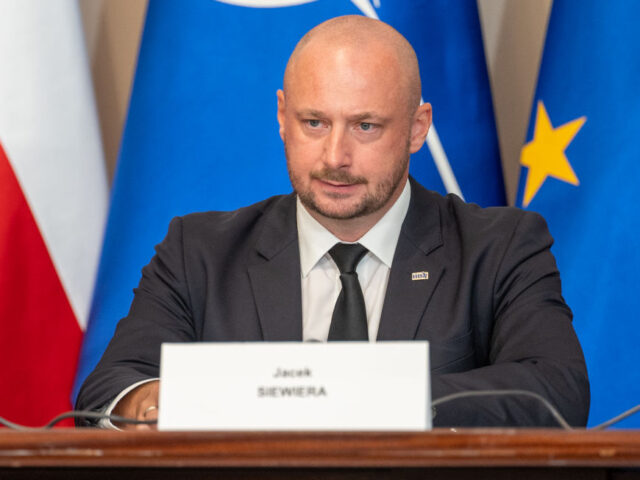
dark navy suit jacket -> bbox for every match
[76,178,589,426]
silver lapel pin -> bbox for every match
[411,271,429,281]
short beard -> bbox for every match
[285,142,410,220]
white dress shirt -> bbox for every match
[297,180,411,341]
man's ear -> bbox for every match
[276,89,286,141]
[408,102,432,154]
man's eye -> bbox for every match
[360,122,374,131]
[307,119,321,128]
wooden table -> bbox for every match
[1,429,640,479]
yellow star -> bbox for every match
[520,101,586,207]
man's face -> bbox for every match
[277,43,430,224]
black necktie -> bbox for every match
[328,243,369,341]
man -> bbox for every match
[76,15,589,428]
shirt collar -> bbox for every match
[297,180,411,276]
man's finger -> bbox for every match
[135,403,159,430]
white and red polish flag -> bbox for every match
[0,0,107,426]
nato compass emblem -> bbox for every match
[213,0,462,200]
[215,0,381,19]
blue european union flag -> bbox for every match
[518,0,640,427]
[74,0,504,397]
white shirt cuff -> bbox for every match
[98,378,159,430]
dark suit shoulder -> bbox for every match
[407,181,553,258]
[443,191,539,230]
[433,190,553,251]
[162,193,296,257]
[178,193,291,236]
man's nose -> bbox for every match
[323,126,352,169]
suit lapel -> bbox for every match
[246,181,445,342]
[248,194,303,341]
[377,179,445,340]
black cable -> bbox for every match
[432,389,573,430]
[590,403,640,430]
[0,411,157,431]
[432,391,640,430]
[2,392,639,431]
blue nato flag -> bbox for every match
[74,0,504,398]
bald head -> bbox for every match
[283,15,422,116]
[276,16,432,239]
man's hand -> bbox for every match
[112,380,159,430]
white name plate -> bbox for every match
[158,341,430,431]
